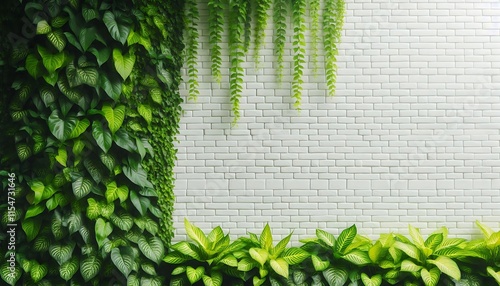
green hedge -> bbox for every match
[164,219,500,286]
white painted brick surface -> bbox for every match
[173,0,500,242]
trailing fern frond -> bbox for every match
[273,0,287,81]
[243,0,253,53]
[309,0,320,73]
[228,0,246,125]
[323,0,345,96]
[292,0,306,110]
[185,0,200,101]
[254,0,271,65]
[208,0,224,83]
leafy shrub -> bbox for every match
[164,221,500,286]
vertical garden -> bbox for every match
[0,0,184,284]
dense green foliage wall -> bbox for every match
[0,0,184,284]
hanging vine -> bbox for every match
[273,0,288,81]
[292,0,306,110]
[184,0,346,122]
[208,0,223,83]
[253,0,272,64]
[185,0,200,101]
[228,0,246,125]
[309,0,320,73]
[323,0,345,96]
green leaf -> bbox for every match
[335,225,357,255]
[270,258,289,278]
[361,273,382,286]
[237,257,258,272]
[476,221,494,238]
[22,217,42,241]
[30,263,48,283]
[25,205,45,219]
[67,213,83,234]
[26,54,43,79]
[311,255,330,272]
[113,128,136,152]
[103,11,131,44]
[112,48,135,80]
[137,104,152,125]
[138,235,165,264]
[80,255,101,282]
[111,247,135,278]
[409,225,426,248]
[323,267,348,286]
[82,6,99,22]
[487,267,500,284]
[281,247,309,265]
[110,212,133,231]
[59,256,78,281]
[342,249,371,266]
[123,164,153,188]
[69,119,90,139]
[95,218,113,248]
[393,241,422,262]
[99,72,122,101]
[37,45,65,73]
[425,233,444,251]
[91,121,112,153]
[400,259,423,273]
[186,266,204,284]
[51,16,68,28]
[47,30,66,52]
[77,67,99,87]
[48,110,77,142]
[49,243,75,265]
[102,103,125,134]
[36,20,52,34]
[249,248,269,267]
[421,268,440,286]
[43,72,59,86]
[260,223,273,251]
[129,190,150,216]
[72,176,93,199]
[316,229,336,247]
[89,47,111,67]
[105,181,128,203]
[0,262,21,285]
[16,143,32,162]
[427,256,461,281]
[163,251,192,264]
[202,272,223,286]
[184,218,209,249]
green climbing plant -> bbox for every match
[208,0,224,83]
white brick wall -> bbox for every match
[173,0,500,242]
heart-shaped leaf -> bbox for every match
[92,121,112,153]
[113,48,135,80]
[101,103,125,134]
[103,11,131,44]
